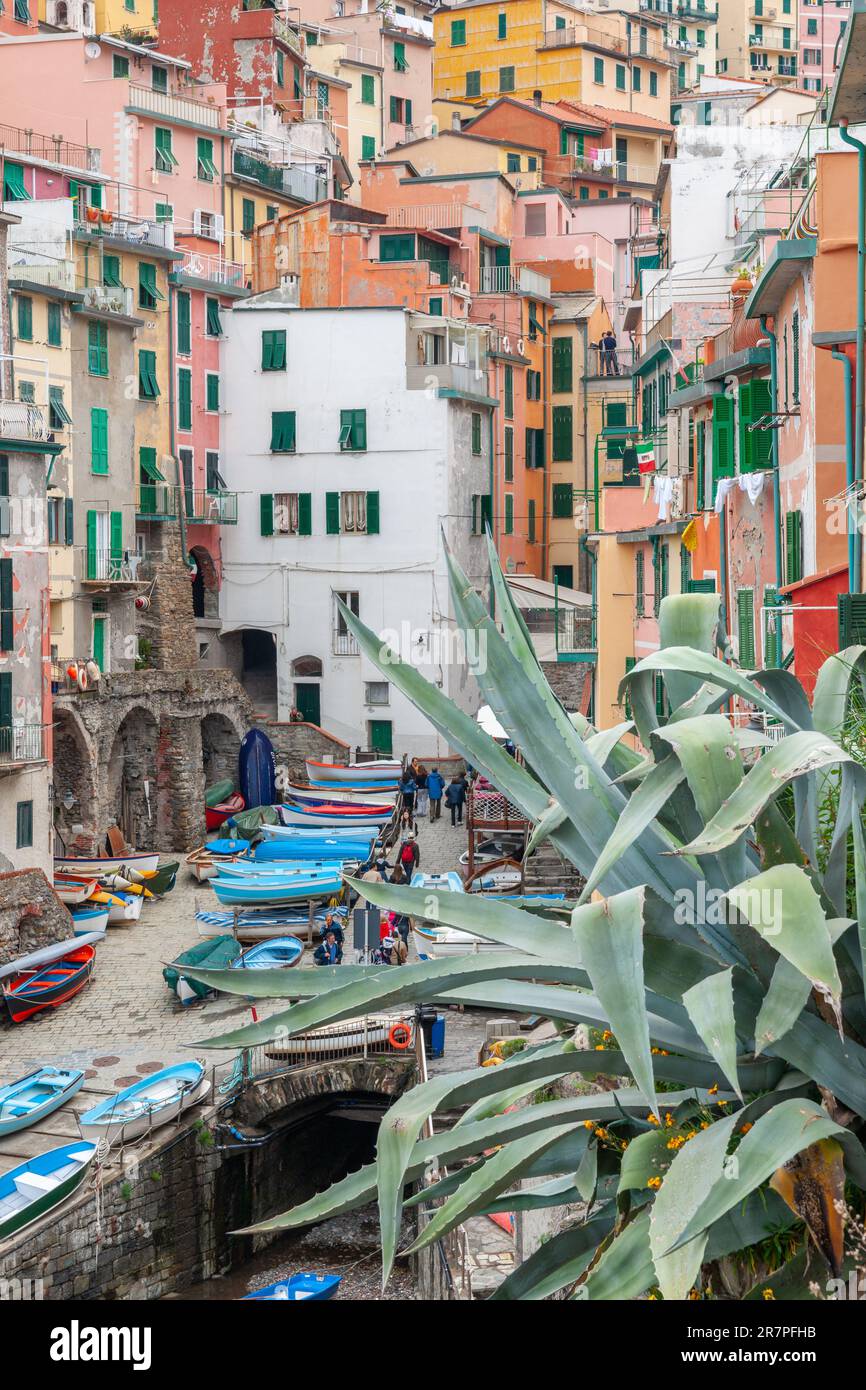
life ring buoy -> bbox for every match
[388,1021,412,1051]
[77,665,88,691]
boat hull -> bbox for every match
[55,852,160,876]
[231,936,304,969]
[0,1067,85,1137]
[211,873,344,906]
[3,945,96,1024]
[305,757,401,784]
[285,782,398,806]
[0,1143,96,1242]
[243,1273,341,1301]
[240,728,277,810]
[206,794,245,830]
[278,805,391,829]
[107,892,144,925]
[410,926,503,960]
[70,906,110,937]
[77,1064,210,1147]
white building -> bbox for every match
[217,298,494,757]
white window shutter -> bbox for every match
[192,208,203,236]
[213,213,225,245]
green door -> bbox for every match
[294,683,320,725]
[369,719,393,755]
[92,615,106,672]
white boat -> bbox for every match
[284,782,399,807]
[408,870,508,959]
[305,758,402,785]
[265,1013,412,1059]
[55,851,160,876]
[77,1062,210,1147]
[278,805,393,830]
[107,892,144,926]
[470,868,523,892]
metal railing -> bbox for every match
[540,22,666,60]
[175,249,246,288]
[79,548,148,584]
[479,265,518,294]
[748,27,791,49]
[183,489,239,524]
[274,15,305,57]
[587,343,635,376]
[518,265,551,298]
[333,629,360,656]
[8,260,76,291]
[0,123,99,172]
[386,202,466,230]
[79,282,136,316]
[136,484,178,519]
[215,1013,418,1087]
[0,723,45,764]
[127,83,224,129]
[233,146,285,191]
[0,401,49,441]
[76,215,175,251]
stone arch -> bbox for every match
[190,545,219,622]
[52,706,99,854]
[291,655,323,678]
[201,711,241,789]
[105,705,160,848]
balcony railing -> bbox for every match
[333,629,360,657]
[274,16,305,57]
[383,10,433,38]
[540,22,665,60]
[587,343,636,376]
[749,27,791,49]
[136,484,178,520]
[386,202,466,230]
[175,249,246,288]
[426,259,457,286]
[79,282,136,316]
[666,34,698,53]
[80,548,148,584]
[127,83,223,129]
[0,122,99,173]
[233,146,285,191]
[183,489,239,524]
[76,215,175,251]
[518,265,551,299]
[0,723,45,765]
[479,264,518,294]
[8,259,77,292]
[0,400,49,442]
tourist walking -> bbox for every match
[398,768,417,830]
[314,929,343,966]
[412,760,429,819]
[427,766,444,820]
[445,773,467,827]
[397,832,420,874]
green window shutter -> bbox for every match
[0,455,7,498]
[138,349,159,399]
[504,494,514,533]
[3,160,31,201]
[712,392,734,482]
[47,302,61,347]
[260,493,274,537]
[465,70,481,97]
[64,497,74,545]
[498,11,506,38]
[527,498,536,543]
[361,73,375,105]
[178,367,192,429]
[0,558,12,652]
[197,137,217,180]
[552,337,572,392]
[616,63,626,91]
[839,593,866,646]
[785,511,803,585]
[594,57,604,83]
[737,589,756,667]
[271,411,296,452]
[110,510,123,565]
[88,321,108,375]
[471,412,482,455]
[680,539,691,590]
[206,374,220,412]
[480,494,493,532]
[696,419,706,510]
[155,126,177,171]
[103,254,123,288]
[380,233,414,262]
[791,310,800,404]
[177,291,191,354]
[206,297,222,336]
[451,18,466,45]
[552,406,572,461]
[635,548,644,616]
[624,656,636,719]
[366,491,380,534]
[504,426,513,481]
[91,407,109,474]
[138,261,163,308]
[242,199,256,235]
[552,483,573,518]
[361,135,376,161]
[499,67,515,93]
[340,409,366,450]
[389,95,398,122]
[297,493,312,536]
[504,364,513,418]
[85,510,97,582]
[428,296,442,316]
[325,492,340,535]
[394,41,406,70]
[739,378,772,472]
[17,296,32,341]
[763,586,781,667]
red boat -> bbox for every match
[2,944,96,1024]
[206,793,245,830]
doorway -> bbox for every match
[294,682,321,726]
[368,719,393,755]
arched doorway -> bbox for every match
[105,706,159,847]
[201,711,241,789]
[291,655,322,725]
[53,707,98,853]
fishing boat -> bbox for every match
[54,851,160,876]
[471,868,523,892]
[278,802,393,830]
[107,891,144,926]
[196,906,347,940]
[285,781,399,807]
[0,1142,97,1241]
[70,904,110,937]
[230,936,304,970]
[242,1273,341,1301]
[53,876,100,906]
[265,1014,409,1060]
[407,872,506,960]
[254,838,373,863]
[206,792,245,831]
[77,1062,210,1146]
[164,937,243,1003]
[205,778,234,809]
[186,841,248,882]
[240,729,277,810]
[215,859,348,878]
[2,942,96,1024]
[264,820,381,838]
[0,1067,85,1137]
[305,757,401,785]
[210,871,344,907]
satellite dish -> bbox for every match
[84,41,102,59]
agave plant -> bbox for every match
[181,536,866,1300]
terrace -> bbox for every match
[126,83,224,130]
[0,122,100,174]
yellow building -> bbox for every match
[716,0,799,84]
[93,0,157,37]
[434,0,673,122]
[383,126,546,183]
[314,36,385,191]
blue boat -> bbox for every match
[78,1062,210,1146]
[70,904,109,937]
[207,838,250,857]
[0,1141,97,1241]
[231,937,304,970]
[239,728,277,811]
[0,1066,85,1137]
[242,1273,341,1301]
[211,870,344,906]
[217,859,347,878]
[255,838,374,862]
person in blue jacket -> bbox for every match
[444,773,467,827]
[426,767,445,821]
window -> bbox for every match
[498,11,506,38]
[635,548,645,616]
[103,254,123,288]
[317,80,329,110]
[552,337,572,392]
[465,69,481,97]
[650,70,658,97]
[394,41,407,71]
[653,539,668,617]
[389,95,413,125]
[45,301,61,347]
[138,261,164,309]
[326,491,379,535]
[242,198,256,236]
[270,411,296,452]
[151,65,168,92]
[712,393,734,481]
[2,160,30,201]
[206,373,220,413]
[504,364,513,419]
[154,127,177,173]
[525,428,545,469]
[261,492,312,536]
[504,426,513,481]
[528,499,536,544]
[48,495,73,546]
[113,54,129,77]
[91,407,109,475]
[262,329,287,371]
[361,135,376,161]
[138,349,159,399]
[380,232,415,261]
[552,406,572,462]
[552,482,573,518]
[785,511,803,585]
[197,138,218,181]
[0,559,11,651]
[206,297,222,337]
[791,309,800,405]
[155,202,173,223]
[499,66,515,92]
[88,321,108,376]
[428,296,442,316]
[594,57,604,84]
[49,386,71,430]
[471,412,482,455]
[507,152,520,173]
[16,296,32,341]
[366,681,389,705]
[339,409,367,451]
[615,63,626,91]
[471,494,492,535]
[451,18,466,45]
[737,588,755,667]
[18,381,33,404]
[178,367,192,430]
[177,290,191,355]
[358,73,375,109]
[16,801,33,850]
[633,65,642,92]
[504,493,514,534]
[738,378,772,472]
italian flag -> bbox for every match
[636,440,656,474]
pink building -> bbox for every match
[799,0,850,93]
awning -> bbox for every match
[50,394,73,426]
[140,454,166,483]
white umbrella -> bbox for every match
[476,704,508,740]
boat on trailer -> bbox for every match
[0,1067,85,1137]
[77,1062,210,1147]
[0,1142,97,1241]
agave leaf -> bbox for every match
[578,1208,655,1300]
[811,645,866,740]
[166,961,388,999]
[769,1136,846,1276]
[578,754,686,904]
[703,1187,797,1264]
[682,968,742,1101]
[574,1140,598,1203]
[525,800,568,854]
[649,1111,739,1300]
[584,721,635,769]
[407,1124,576,1257]
[489,1211,617,1301]
[772,1006,866,1118]
[854,811,866,1001]
[571,887,658,1115]
[823,761,866,914]
[483,1174,588,1216]
[727,866,842,1014]
[658,593,722,710]
[624,648,803,732]
[675,732,851,856]
[663,1099,843,1255]
[753,917,851,1055]
[655,713,749,887]
[741,1245,816,1301]
[618,1128,673,1194]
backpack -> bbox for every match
[400,842,415,869]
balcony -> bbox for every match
[676,1,718,17]
[383,10,433,39]
[749,27,790,50]
[274,16,305,58]
[386,201,467,230]
[0,723,45,768]
[479,264,519,294]
[232,146,328,204]
[540,21,665,60]
[666,34,698,54]
[8,259,77,293]
[748,3,774,16]
[233,147,285,192]
[136,484,178,521]
[0,121,99,173]
[518,266,551,299]
[183,489,239,525]
[79,282,136,317]
[333,629,360,657]
[75,214,175,252]
[586,343,636,378]
[80,548,149,585]
[174,249,246,290]
[0,400,50,442]
[127,83,223,130]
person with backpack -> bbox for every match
[398,832,420,875]
[426,767,444,821]
[445,773,467,827]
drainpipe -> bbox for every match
[168,285,192,572]
[580,320,590,591]
[718,488,728,653]
[759,314,784,593]
[839,119,865,589]
[832,345,857,588]
[488,404,495,617]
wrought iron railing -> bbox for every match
[183,489,239,524]
[0,723,45,764]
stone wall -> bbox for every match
[136,520,199,673]
[541,660,593,714]
[0,869,73,969]
[266,720,350,785]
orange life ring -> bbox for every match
[388,1021,412,1051]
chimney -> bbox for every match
[533,89,542,108]
[452,111,462,131]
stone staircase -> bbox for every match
[523,840,585,899]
